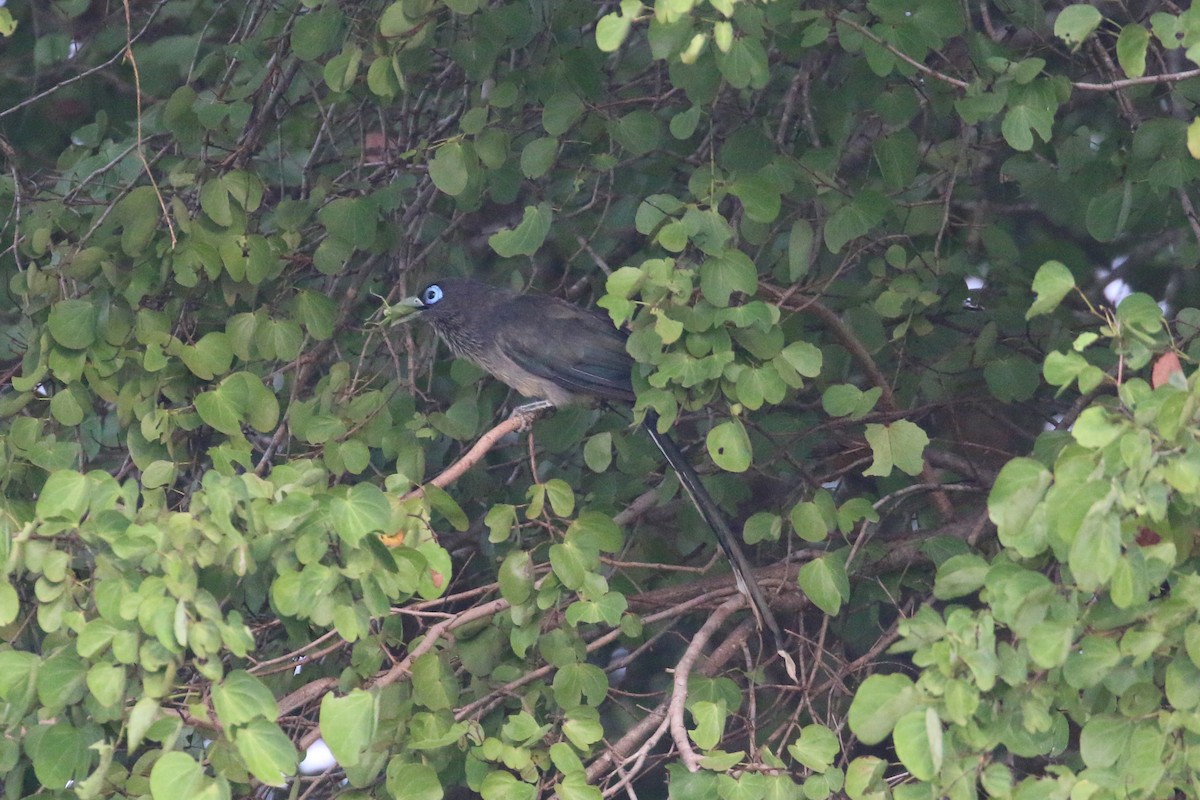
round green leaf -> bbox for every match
[488,204,552,257]
[388,762,444,800]
[595,11,632,52]
[36,469,89,523]
[847,673,917,745]
[47,300,98,350]
[706,419,752,473]
[1054,4,1102,48]
[331,483,392,546]
[429,142,471,196]
[499,550,534,605]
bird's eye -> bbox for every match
[422,284,444,305]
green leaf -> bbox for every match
[563,706,604,748]
[556,771,602,800]
[1079,715,1129,769]
[233,718,297,787]
[847,673,918,745]
[787,219,814,280]
[549,541,589,590]
[542,92,584,136]
[48,299,98,350]
[688,700,727,750]
[933,554,989,599]
[1063,635,1121,689]
[821,384,880,420]
[1116,292,1164,335]
[331,483,392,546]
[611,109,662,155]
[429,142,471,196]
[295,291,336,340]
[823,194,886,253]
[520,137,558,179]
[200,178,232,226]
[717,37,769,89]
[583,432,612,472]
[213,670,278,728]
[388,762,445,800]
[552,663,609,708]
[700,249,757,307]
[480,769,536,800]
[730,174,781,223]
[845,757,887,799]
[595,11,632,52]
[178,332,234,380]
[544,478,575,517]
[670,105,701,139]
[862,420,929,477]
[988,457,1052,553]
[797,552,849,615]
[0,580,18,626]
[1117,24,1150,78]
[489,204,553,257]
[777,340,822,378]
[706,418,753,473]
[983,354,1040,403]
[26,722,85,790]
[149,751,205,800]
[1071,406,1125,449]
[127,697,160,751]
[323,44,362,92]
[1086,184,1133,242]
[195,386,244,436]
[1054,4,1103,49]
[36,469,89,523]
[788,723,840,772]
[873,128,919,190]
[892,708,940,781]
[790,501,829,543]
[319,197,377,245]
[320,689,378,768]
[412,652,457,711]
[1069,509,1120,591]
[743,511,781,544]
[1026,260,1075,319]
[1189,117,1200,160]
[292,5,343,60]
[50,386,84,426]
[498,551,534,605]
[36,652,87,714]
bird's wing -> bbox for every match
[495,296,635,404]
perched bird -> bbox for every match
[388,278,785,654]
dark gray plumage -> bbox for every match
[397,278,785,653]
[404,279,634,407]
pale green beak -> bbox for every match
[379,295,425,325]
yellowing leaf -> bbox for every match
[1188,117,1200,160]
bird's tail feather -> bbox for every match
[641,411,791,672]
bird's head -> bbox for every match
[380,278,491,326]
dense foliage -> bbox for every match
[5,0,1200,797]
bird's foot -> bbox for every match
[510,400,555,430]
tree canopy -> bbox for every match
[4,0,1200,798]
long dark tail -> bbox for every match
[641,411,786,653]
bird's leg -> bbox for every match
[510,399,556,430]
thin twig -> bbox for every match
[667,596,745,772]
